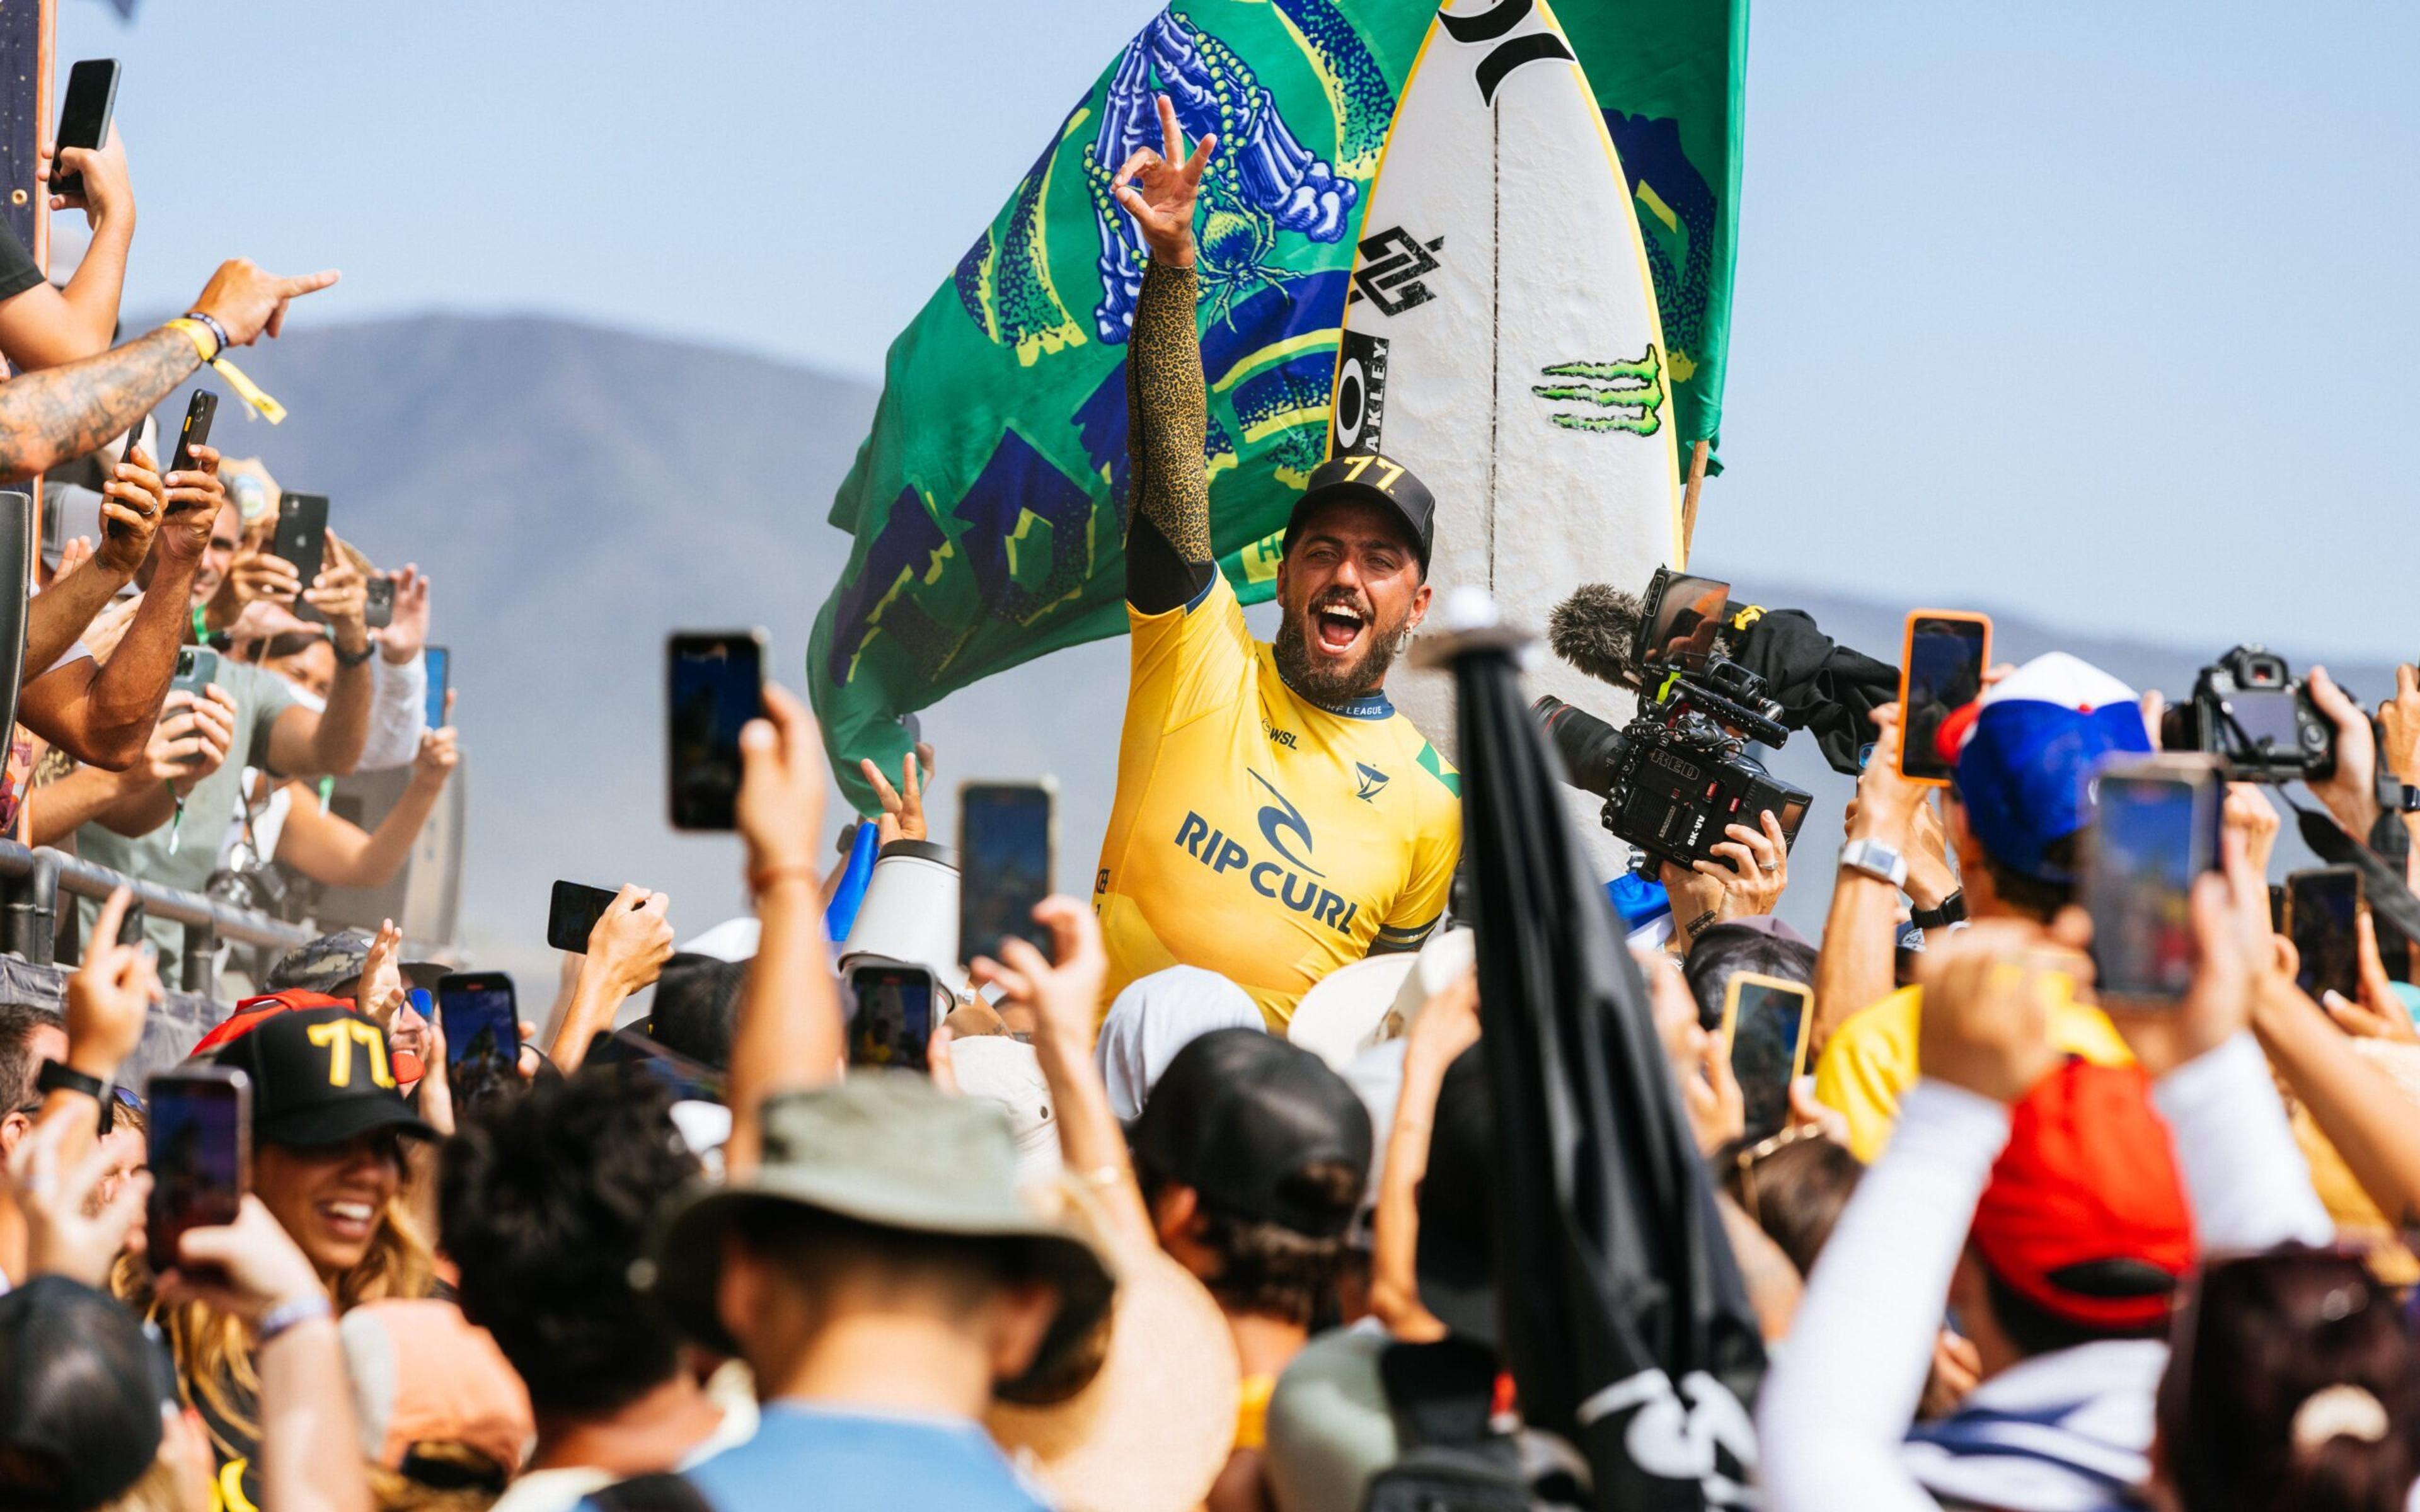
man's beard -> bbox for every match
[1274,593,1410,708]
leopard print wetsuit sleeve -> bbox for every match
[1124,260,1217,614]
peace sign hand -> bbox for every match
[1111,94,1216,269]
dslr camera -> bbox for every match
[2160,644,2336,784]
[1534,568,1812,868]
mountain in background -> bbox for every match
[163,314,2402,988]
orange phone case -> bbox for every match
[1896,610,1994,786]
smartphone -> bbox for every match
[170,646,218,702]
[667,631,766,830]
[2288,866,2365,1004]
[436,971,520,1075]
[423,646,449,731]
[1718,972,1814,1143]
[145,1066,249,1276]
[52,59,120,201]
[167,389,216,478]
[364,575,395,631]
[546,880,625,954]
[2086,755,2225,1002]
[1897,611,1992,784]
[848,963,934,1072]
[957,781,1056,963]
[275,493,330,624]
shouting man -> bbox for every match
[1092,96,1461,1031]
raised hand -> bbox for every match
[303,530,369,649]
[1110,94,1216,268]
[860,745,929,847]
[736,683,827,887]
[154,1195,326,1326]
[1913,919,2070,1104]
[1690,810,1791,921]
[66,887,159,1080]
[412,719,459,788]
[188,259,340,347]
[379,564,431,665]
[95,441,164,576]
[585,884,673,995]
[357,919,407,1029]
[2305,667,2382,839]
[970,896,1110,1057]
[42,121,130,228]
[2380,665,2420,788]
[8,1115,148,1288]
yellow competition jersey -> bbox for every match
[1094,573,1461,1031]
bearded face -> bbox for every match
[1271,500,1429,707]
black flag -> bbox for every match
[1427,598,1766,1509]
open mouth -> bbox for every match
[1314,603,1366,653]
[319,1199,377,1242]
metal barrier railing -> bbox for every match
[0,838,314,997]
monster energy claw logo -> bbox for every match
[1532,347,1666,437]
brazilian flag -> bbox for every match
[810,1,1750,811]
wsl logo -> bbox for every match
[1172,772,1362,937]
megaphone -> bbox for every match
[838,839,968,997]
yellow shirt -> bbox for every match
[1812,982,2136,1162]
[1094,572,1461,1030]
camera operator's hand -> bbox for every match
[2305,667,2382,840]
[302,532,370,655]
[1679,811,1790,923]
[1914,919,2068,1104]
[1111,94,1215,269]
[2379,665,2420,789]
[187,259,340,348]
[95,441,164,577]
[41,122,130,229]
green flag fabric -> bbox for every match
[1565,0,1750,459]
[809,0,1749,811]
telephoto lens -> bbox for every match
[1534,696,1628,797]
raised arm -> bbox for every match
[1812,703,1922,1056]
[0,127,138,370]
[262,539,376,777]
[272,726,457,889]
[1114,94,1220,615]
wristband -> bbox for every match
[256,1294,333,1346]
[333,639,376,668]
[164,316,221,365]
[1910,890,1968,930]
[182,309,233,357]
[34,1059,105,1103]
[2402,784,2420,815]
[161,318,290,425]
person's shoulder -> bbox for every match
[1377,716,1460,806]
[682,1407,1044,1510]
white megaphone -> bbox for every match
[838,839,968,997]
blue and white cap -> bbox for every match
[1949,653,2153,883]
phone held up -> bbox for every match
[52,59,120,202]
[2288,866,2365,1005]
[170,645,218,702]
[848,963,934,1074]
[275,493,330,624]
[146,1065,250,1277]
[423,646,450,733]
[667,631,766,831]
[364,576,395,631]
[436,971,520,1077]
[2083,755,2225,1003]
[167,389,216,478]
[1896,610,1991,784]
[546,880,627,954]
[957,780,1057,963]
[1717,971,1815,1144]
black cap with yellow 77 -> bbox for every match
[1283,450,1436,575]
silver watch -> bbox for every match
[1839,837,1910,890]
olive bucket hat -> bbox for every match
[642,1072,1115,1399]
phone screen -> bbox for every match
[547,881,623,954]
[276,494,330,624]
[424,646,449,731]
[168,389,216,477]
[2087,768,2218,1001]
[2290,869,2363,1003]
[364,576,395,630]
[438,975,520,1077]
[848,966,933,1071]
[958,782,1055,962]
[1900,616,1989,782]
[667,633,764,830]
[1725,975,1812,1143]
[146,1070,248,1276]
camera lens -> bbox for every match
[1533,696,1627,799]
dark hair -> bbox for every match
[1683,927,1818,1031]
[437,1071,699,1416]
[647,954,747,1071]
[1981,833,2080,922]
[1139,1160,1362,1327]
[725,1199,1022,1319]
[1723,1133,1862,1276]
[260,630,331,663]
[2158,1247,2420,1512]
[0,1003,64,1114]
[1979,1254,2167,1359]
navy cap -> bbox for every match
[1130,1028,1373,1238]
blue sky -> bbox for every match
[61,0,2420,662]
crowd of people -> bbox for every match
[4,89,2420,1512]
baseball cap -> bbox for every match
[0,1276,181,1511]
[1969,1060,2194,1332]
[205,1004,436,1148]
[1283,452,1436,574]
[339,1300,533,1486]
[263,929,450,997]
[1950,653,2153,882]
[1129,1028,1373,1238]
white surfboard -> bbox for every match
[1332,0,1681,873]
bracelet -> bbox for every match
[749,861,820,896]
[163,317,221,365]
[1910,890,1968,930]
[333,639,376,668]
[182,309,233,356]
[256,1294,333,1346]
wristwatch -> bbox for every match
[1910,889,1968,929]
[333,639,376,669]
[1839,837,1910,890]
[2402,784,2420,815]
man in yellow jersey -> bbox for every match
[1092,96,1461,1031]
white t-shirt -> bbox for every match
[487,1363,759,1512]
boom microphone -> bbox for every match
[1546,583,1646,689]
